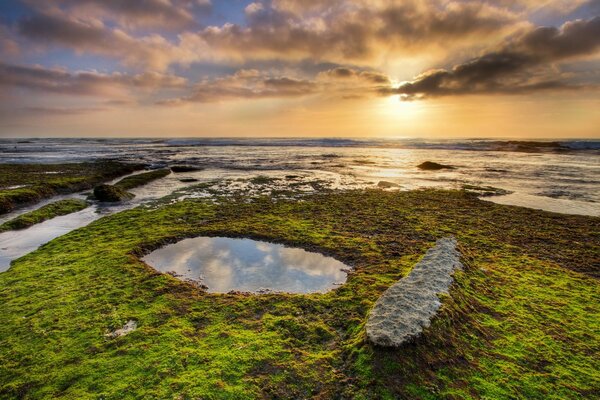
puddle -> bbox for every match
[142,236,350,293]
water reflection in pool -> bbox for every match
[142,237,349,293]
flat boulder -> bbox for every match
[366,237,463,347]
[93,184,134,202]
[417,161,454,170]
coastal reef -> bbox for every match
[0,162,143,214]
[0,189,598,399]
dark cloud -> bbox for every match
[19,13,107,48]
[322,67,390,84]
[392,16,600,99]
[0,62,187,97]
[160,70,318,104]
[0,24,20,58]
[22,0,211,30]
[158,65,396,105]
[22,106,107,115]
[18,12,181,70]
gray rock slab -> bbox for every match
[366,237,463,347]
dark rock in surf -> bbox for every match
[170,165,203,173]
[417,161,454,170]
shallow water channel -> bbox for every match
[142,236,349,293]
[0,170,200,271]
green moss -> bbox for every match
[0,199,89,232]
[0,189,597,399]
[0,162,143,215]
[114,169,171,190]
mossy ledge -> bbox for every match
[0,189,598,399]
[113,169,171,190]
[0,199,89,232]
[0,161,144,215]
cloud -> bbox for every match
[22,106,107,115]
[174,0,524,67]
[22,0,211,30]
[0,25,20,58]
[158,69,318,104]
[16,0,581,74]
[5,0,600,108]
[158,65,395,105]
[391,16,600,99]
[319,67,390,84]
[0,62,187,98]
[18,11,187,70]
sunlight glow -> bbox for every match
[378,95,426,122]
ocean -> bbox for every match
[2,137,598,215]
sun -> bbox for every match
[378,94,425,122]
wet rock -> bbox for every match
[366,237,463,347]
[417,161,454,170]
[377,181,399,188]
[93,184,134,202]
[462,184,512,197]
[171,165,203,173]
[179,178,199,183]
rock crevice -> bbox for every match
[366,237,463,347]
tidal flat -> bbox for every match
[0,180,598,398]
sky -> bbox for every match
[0,0,599,138]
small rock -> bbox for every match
[179,178,199,183]
[105,320,137,338]
[462,184,512,197]
[417,161,454,170]
[171,165,203,173]
[93,184,134,202]
[377,181,399,188]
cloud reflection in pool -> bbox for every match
[142,237,349,293]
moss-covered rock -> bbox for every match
[92,184,134,202]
